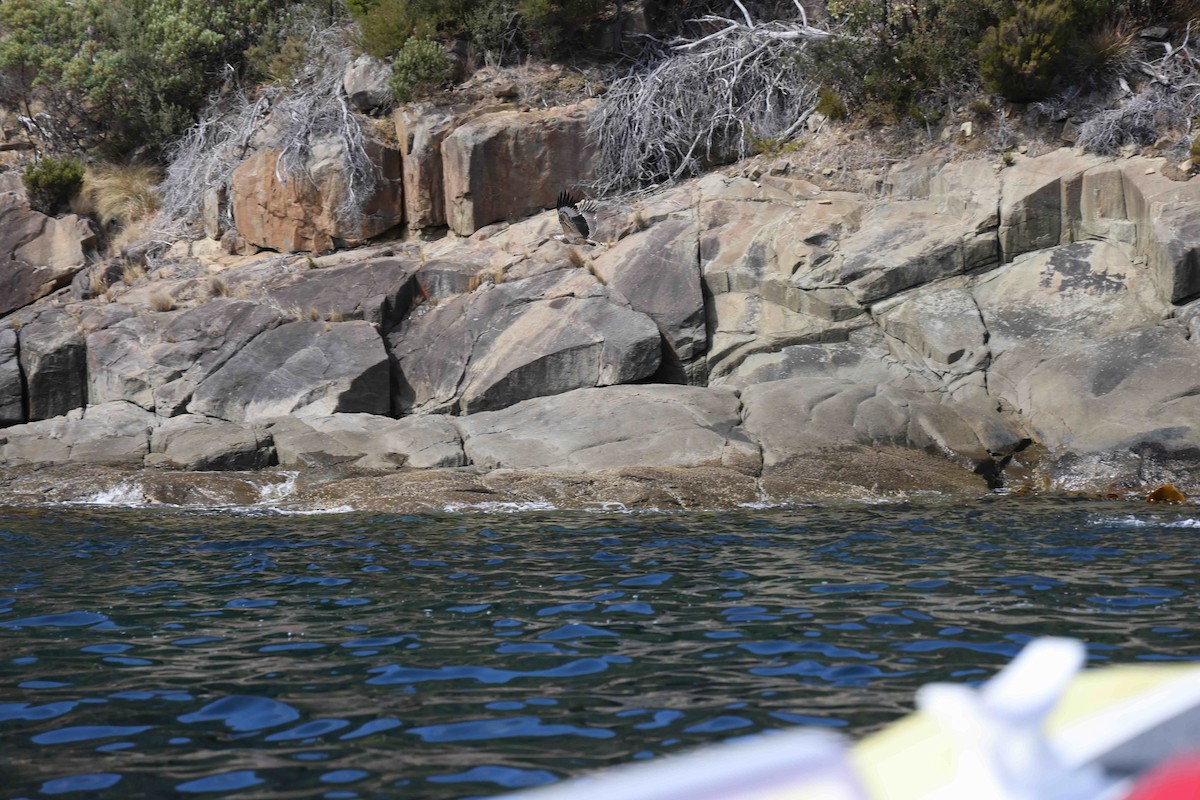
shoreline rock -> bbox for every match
[3,145,1200,507]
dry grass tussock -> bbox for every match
[81,164,160,228]
[148,291,175,312]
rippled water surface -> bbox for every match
[2,498,1199,799]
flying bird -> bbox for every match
[555,190,605,247]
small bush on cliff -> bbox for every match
[0,0,317,155]
[816,0,1003,112]
[979,1,1079,102]
[22,155,85,215]
[815,86,849,121]
[388,37,453,102]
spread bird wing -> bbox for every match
[556,190,591,243]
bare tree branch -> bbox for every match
[589,12,830,195]
[154,20,381,240]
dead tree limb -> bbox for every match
[589,12,830,195]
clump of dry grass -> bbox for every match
[82,164,161,229]
[329,307,344,322]
[566,247,587,268]
[122,262,147,286]
[208,276,230,298]
[148,291,175,312]
[88,269,110,297]
[467,268,507,293]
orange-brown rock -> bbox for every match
[230,135,402,254]
[441,102,596,236]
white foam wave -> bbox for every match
[257,471,299,504]
[70,481,145,507]
[441,500,559,513]
[1093,515,1200,528]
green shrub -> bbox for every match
[22,155,85,215]
[388,37,453,103]
[1191,135,1200,161]
[979,1,1078,103]
[517,0,605,56]
[815,86,848,121]
[0,0,297,154]
[818,0,1004,112]
[350,0,476,58]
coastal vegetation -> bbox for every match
[2,0,1198,235]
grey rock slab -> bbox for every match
[973,240,1165,410]
[590,216,705,365]
[268,413,465,470]
[458,296,661,415]
[152,299,285,416]
[875,288,990,376]
[1016,325,1200,455]
[740,377,1024,474]
[17,309,87,421]
[830,201,998,304]
[150,415,275,471]
[0,328,23,425]
[719,341,899,389]
[189,320,390,422]
[0,402,153,466]
[454,384,761,473]
[264,257,419,328]
[389,270,660,415]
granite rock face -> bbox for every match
[441,103,595,235]
[0,329,22,425]
[268,413,464,470]
[1,188,96,316]
[230,135,403,253]
[189,320,391,422]
[388,269,662,415]
[3,141,1200,502]
[454,384,760,473]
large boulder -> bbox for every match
[0,402,153,466]
[17,309,87,421]
[189,320,391,422]
[454,384,761,473]
[441,102,595,235]
[0,328,23,425]
[149,415,275,471]
[388,270,661,415]
[268,413,465,469]
[343,54,392,113]
[264,256,419,327]
[0,189,96,316]
[152,300,286,416]
[230,135,403,253]
[998,149,1103,261]
[589,216,705,378]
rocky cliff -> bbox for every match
[1,110,1198,509]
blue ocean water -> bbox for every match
[1,498,1198,798]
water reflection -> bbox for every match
[1,499,1198,798]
